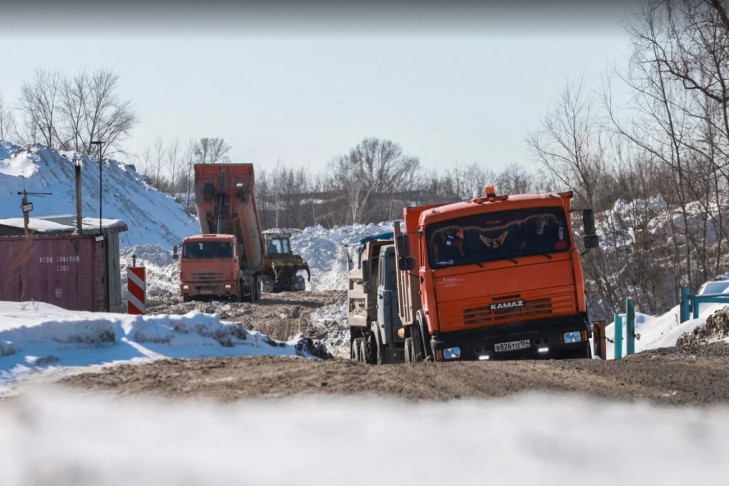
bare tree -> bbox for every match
[0,93,17,142]
[81,69,137,159]
[150,137,167,190]
[528,78,608,209]
[195,138,231,164]
[494,163,535,195]
[329,138,419,224]
[166,139,181,193]
[180,139,198,213]
[19,69,62,147]
[58,71,87,151]
[18,68,136,157]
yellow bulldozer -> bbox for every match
[261,231,310,292]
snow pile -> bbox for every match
[307,301,349,357]
[0,140,13,160]
[600,196,728,250]
[120,244,180,296]
[291,222,394,290]
[2,390,729,486]
[0,301,322,395]
[0,144,199,247]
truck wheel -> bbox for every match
[359,338,369,363]
[372,325,385,365]
[415,311,431,361]
[254,276,261,301]
[293,275,306,292]
[237,282,244,303]
[352,337,363,361]
[261,276,275,293]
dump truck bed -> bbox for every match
[193,164,265,273]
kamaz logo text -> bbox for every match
[490,300,524,311]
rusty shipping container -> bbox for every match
[0,235,107,312]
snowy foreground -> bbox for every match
[2,389,729,486]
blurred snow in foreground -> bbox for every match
[1,389,727,486]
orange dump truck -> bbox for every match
[393,186,599,362]
[180,164,265,302]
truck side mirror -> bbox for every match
[582,209,599,249]
[396,233,410,258]
[172,245,179,260]
[398,256,415,271]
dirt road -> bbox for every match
[59,291,729,407]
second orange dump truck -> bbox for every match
[179,164,265,303]
[348,186,599,363]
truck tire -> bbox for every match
[254,276,261,301]
[261,275,275,293]
[363,331,377,364]
[359,338,369,363]
[352,337,363,361]
[371,324,385,365]
[415,311,432,361]
[236,282,244,303]
[293,275,306,292]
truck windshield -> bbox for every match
[266,237,290,255]
[426,206,570,268]
[183,241,234,259]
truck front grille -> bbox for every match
[191,272,224,281]
[462,294,573,326]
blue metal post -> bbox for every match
[626,298,635,356]
[680,287,691,323]
[694,293,701,320]
[614,313,623,360]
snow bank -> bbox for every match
[0,301,319,395]
[604,300,729,359]
[0,144,199,247]
[290,222,394,290]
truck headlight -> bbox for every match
[224,284,232,289]
[443,347,461,360]
[182,284,189,290]
[564,331,582,343]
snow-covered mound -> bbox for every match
[0,144,199,247]
[0,301,321,395]
[290,222,394,291]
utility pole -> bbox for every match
[74,154,83,233]
[20,192,30,236]
[18,190,52,235]
[90,140,105,235]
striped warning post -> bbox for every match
[127,267,146,315]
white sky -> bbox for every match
[0,2,637,173]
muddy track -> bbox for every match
[58,344,729,406]
[59,291,729,407]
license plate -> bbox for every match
[200,289,214,295]
[494,339,531,353]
